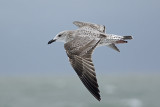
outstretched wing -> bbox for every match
[73,21,106,33]
[64,36,101,101]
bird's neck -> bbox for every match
[64,30,75,43]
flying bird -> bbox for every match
[48,21,133,101]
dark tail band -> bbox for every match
[123,36,133,40]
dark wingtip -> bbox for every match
[97,97,101,101]
[123,36,133,40]
[92,93,101,101]
[48,39,56,44]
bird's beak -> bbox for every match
[48,39,56,44]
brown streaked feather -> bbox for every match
[73,21,106,33]
[64,36,101,101]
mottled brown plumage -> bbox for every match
[64,36,101,101]
[48,21,133,101]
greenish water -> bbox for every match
[0,73,159,107]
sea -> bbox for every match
[0,73,159,107]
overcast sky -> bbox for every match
[0,0,160,76]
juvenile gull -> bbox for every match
[48,21,133,101]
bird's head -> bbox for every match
[48,31,68,44]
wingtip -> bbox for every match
[92,91,101,101]
[92,94,101,101]
[97,97,101,101]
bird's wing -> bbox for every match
[64,36,101,101]
[73,21,106,33]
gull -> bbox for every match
[48,21,133,101]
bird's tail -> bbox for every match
[123,36,133,40]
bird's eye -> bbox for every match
[58,34,62,37]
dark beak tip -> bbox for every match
[48,39,56,44]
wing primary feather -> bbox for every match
[83,72,98,87]
[83,60,95,75]
[64,36,101,101]
[80,76,101,101]
[82,74,99,92]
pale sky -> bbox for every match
[0,0,160,75]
